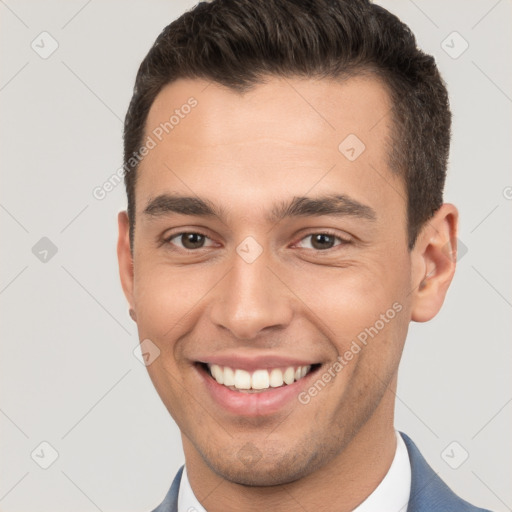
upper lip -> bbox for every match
[196,353,320,372]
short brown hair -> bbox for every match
[123,0,451,250]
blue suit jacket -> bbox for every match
[151,431,492,512]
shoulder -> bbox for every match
[399,432,494,512]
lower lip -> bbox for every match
[197,364,319,417]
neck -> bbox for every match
[183,379,398,512]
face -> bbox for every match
[118,75,455,486]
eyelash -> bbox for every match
[162,231,217,250]
[162,230,351,252]
[294,231,351,250]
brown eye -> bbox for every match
[310,234,336,250]
[181,233,205,249]
[166,232,213,250]
[296,233,349,251]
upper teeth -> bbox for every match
[207,364,312,390]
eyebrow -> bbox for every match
[269,194,376,223]
[143,194,225,219]
[143,193,377,223]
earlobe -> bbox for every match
[410,204,459,323]
[117,211,135,315]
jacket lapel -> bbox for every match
[400,431,490,512]
[151,465,183,512]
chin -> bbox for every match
[202,442,326,487]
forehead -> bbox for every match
[145,74,392,146]
[137,75,404,222]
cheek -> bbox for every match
[285,260,410,382]
[132,263,213,340]
[290,263,405,332]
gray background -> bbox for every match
[0,0,510,511]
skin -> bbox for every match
[117,76,458,512]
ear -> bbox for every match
[410,203,459,323]
[117,211,135,312]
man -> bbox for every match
[117,1,492,511]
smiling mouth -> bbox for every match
[199,362,321,393]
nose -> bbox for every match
[209,251,294,340]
